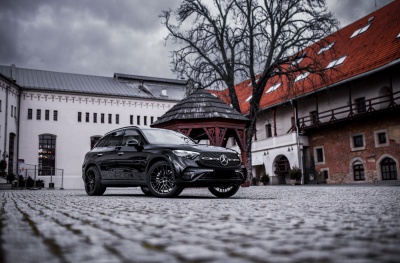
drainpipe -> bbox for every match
[290,99,303,184]
[3,78,9,162]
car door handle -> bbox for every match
[117,152,124,155]
[97,153,103,156]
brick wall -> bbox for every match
[307,111,400,184]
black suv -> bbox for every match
[82,126,246,198]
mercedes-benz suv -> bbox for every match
[82,126,246,198]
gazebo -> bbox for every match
[151,88,249,163]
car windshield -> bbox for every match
[142,129,197,145]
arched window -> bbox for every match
[38,134,56,175]
[381,157,397,180]
[353,161,365,181]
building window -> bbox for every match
[351,133,365,151]
[314,147,325,164]
[374,130,388,147]
[350,24,370,38]
[116,114,119,124]
[101,113,105,123]
[151,116,154,124]
[144,116,147,126]
[310,111,318,125]
[137,115,141,125]
[130,115,134,125]
[36,109,41,120]
[78,112,82,122]
[0,100,2,111]
[38,134,56,175]
[265,124,272,138]
[11,105,13,117]
[93,113,97,123]
[28,109,33,120]
[14,106,17,118]
[353,161,365,181]
[381,157,397,180]
[45,110,50,121]
[86,112,90,122]
[355,97,366,114]
[53,110,58,121]
[108,114,112,124]
[326,55,347,69]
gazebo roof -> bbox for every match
[151,88,248,127]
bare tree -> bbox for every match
[160,0,242,111]
[162,0,338,183]
[233,0,338,182]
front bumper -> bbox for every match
[174,166,247,187]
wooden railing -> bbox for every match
[298,90,400,129]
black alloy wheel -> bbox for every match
[84,166,106,196]
[208,185,240,198]
[147,160,183,198]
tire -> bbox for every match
[147,160,183,198]
[140,186,152,196]
[84,166,106,196]
[208,185,240,198]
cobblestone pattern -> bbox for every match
[1,185,400,263]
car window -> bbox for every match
[96,131,124,147]
[142,129,196,145]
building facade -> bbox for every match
[224,1,400,185]
[0,66,187,188]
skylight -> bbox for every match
[245,95,252,102]
[318,42,335,54]
[397,32,400,39]
[350,24,371,38]
[326,55,348,69]
[266,83,281,93]
[294,72,310,82]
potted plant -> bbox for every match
[289,166,302,185]
[260,174,270,185]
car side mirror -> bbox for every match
[127,139,139,147]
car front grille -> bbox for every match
[199,152,241,168]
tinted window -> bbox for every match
[95,131,124,147]
[122,129,141,145]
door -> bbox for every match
[93,131,124,180]
[114,129,148,182]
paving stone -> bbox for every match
[1,185,400,263]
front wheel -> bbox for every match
[147,160,183,198]
[84,166,106,196]
[208,186,240,198]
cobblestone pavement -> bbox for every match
[1,184,400,263]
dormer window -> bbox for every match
[397,32,400,39]
[318,42,335,54]
[326,55,348,69]
[350,24,371,38]
[266,83,281,93]
[294,72,310,82]
[245,95,252,102]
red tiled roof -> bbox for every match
[212,1,400,114]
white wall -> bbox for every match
[18,91,177,189]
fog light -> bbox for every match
[183,171,196,180]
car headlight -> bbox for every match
[173,150,200,160]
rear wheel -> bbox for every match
[208,186,240,198]
[147,160,183,198]
[84,166,106,196]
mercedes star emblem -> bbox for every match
[219,154,229,166]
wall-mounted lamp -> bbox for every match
[264,150,269,155]
[288,147,291,152]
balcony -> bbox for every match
[298,90,400,129]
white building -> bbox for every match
[0,65,187,189]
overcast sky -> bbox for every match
[0,0,395,80]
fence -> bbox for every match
[5,162,64,189]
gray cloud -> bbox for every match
[0,0,395,79]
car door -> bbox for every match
[95,131,124,180]
[114,129,148,182]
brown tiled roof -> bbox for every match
[213,1,400,114]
